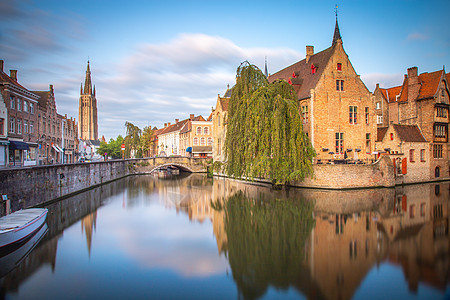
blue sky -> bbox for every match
[1,0,449,140]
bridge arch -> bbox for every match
[147,163,194,174]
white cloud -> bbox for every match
[407,32,430,41]
[92,33,302,138]
[361,72,404,92]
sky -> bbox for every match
[1,0,449,140]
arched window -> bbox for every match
[201,137,205,145]
[197,127,202,135]
[218,113,221,126]
[193,137,198,145]
[204,127,209,135]
[207,138,212,145]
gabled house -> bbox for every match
[268,18,376,163]
[376,67,450,180]
[212,87,231,162]
[373,84,402,127]
[180,114,212,158]
[376,124,428,183]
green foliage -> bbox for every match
[96,135,124,159]
[220,191,315,299]
[125,121,142,158]
[141,126,154,157]
[213,161,224,173]
[225,61,315,184]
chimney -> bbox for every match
[190,114,194,120]
[175,119,179,123]
[10,70,17,81]
[407,66,418,79]
[376,83,379,90]
[0,60,3,72]
[306,46,314,63]
[168,122,171,126]
[50,84,54,92]
[164,123,167,128]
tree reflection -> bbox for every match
[217,191,315,299]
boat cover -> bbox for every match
[0,209,47,231]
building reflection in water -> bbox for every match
[0,174,448,300]
[210,179,450,300]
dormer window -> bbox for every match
[337,63,342,71]
[311,64,317,74]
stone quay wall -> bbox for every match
[0,160,129,215]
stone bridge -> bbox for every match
[130,157,210,174]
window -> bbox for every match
[420,203,426,217]
[410,205,415,218]
[17,119,22,134]
[435,166,440,177]
[377,115,383,124]
[196,127,202,135]
[193,137,198,145]
[365,107,369,124]
[201,137,205,145]
[204,127,209,135]
[366,133,371,152]
[375,102,381,110]
[218,114,220,126]
[0,118,3,135]
[335,132,344,154]
[30,103,34,114]
[10,96,15,109]
[420,149,425,162]
[434,124,447,138]
[217,138,221,155]
[30,121,34,134]
[311,64,316,74]
[409,149,415,162]
[433,144,443,158]
[390,133,394,140]
[337,63,342,71]
[437,107,448,118]
[302,105,308,124]
[336,80,344,91]
[349,106,357,124]
[23,101,28,112]
[207,138,212,145]
[24,120,28,134]
[17,99,22,111]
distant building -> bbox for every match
[62,114,78,163]
[79,61,98,141]
[212,87,231,162]
[180,114,212,158]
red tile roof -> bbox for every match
[268,44,335,100]
[379,86,402,103]
[377,127,388,142]
[398,69,444,102]
[393,124,427,142]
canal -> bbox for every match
[1,173,449,299]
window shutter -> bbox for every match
[402,157,407,174]
[393,158,396,174]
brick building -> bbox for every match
[0,60,40,167]
[62,114,78,163]
[268,18,376,163]
[375,67,450,180]
[212,87,231,162]
[33,85,64,164]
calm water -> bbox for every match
[1,173,449,300]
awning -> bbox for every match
[192,146,212,153]
[9,140,29,150]
[186,147,192,153]
[0,140,9,146]
[52,145,63,153]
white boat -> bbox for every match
[0,208,48,248]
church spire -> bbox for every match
[83,61,93,95]
[332,5,342,45]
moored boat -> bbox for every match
[0,208,48,248]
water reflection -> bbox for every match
[0,175,448,300]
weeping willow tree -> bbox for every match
[225,61,315,185]
[218,191,316,300]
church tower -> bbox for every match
[79,61,98,141]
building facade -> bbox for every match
[79,61,98,141]
[0,60,40,167]
[33,85,63,164]
[268,18,376,163]
[62,114,78,163]
[212,88,230,162]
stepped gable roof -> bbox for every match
[31,91,50,109]
[398,70,444,103]
[268,44,335,100]
[377,127,388,142]
[393,124,427,142]
[379,86,402,103]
